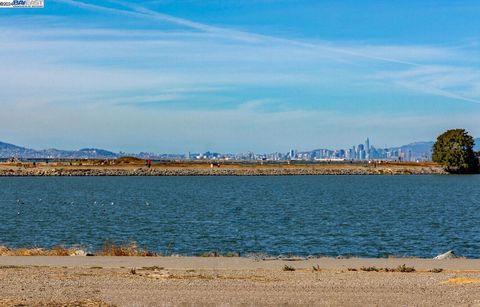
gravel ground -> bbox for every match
[1,264,480,306]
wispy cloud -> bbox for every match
[48,0,480,105]
[373,66,480,104]
[61,0,421,64]
[53,0,223,33]
[1,0,480,151]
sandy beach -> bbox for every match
[0,160,446,176]
[1,256,480,306]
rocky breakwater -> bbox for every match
[0,165,447,176]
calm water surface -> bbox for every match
[0,176,479,258]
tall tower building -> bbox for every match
[365,138,370,159]
[289,149,296,160]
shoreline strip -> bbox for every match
[1,256,479,271]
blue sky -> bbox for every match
[1,0,480,153]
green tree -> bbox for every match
[432,129,479,174]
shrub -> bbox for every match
[0,245,77,256]
[396,264,415,272]
[283,265,296,271]
[432,129,479,174]
[96,241,156,256]
[360,266,379,272]
[142,266,164,271]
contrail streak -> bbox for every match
[52,0,480,105]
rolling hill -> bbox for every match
[0,141,119,159]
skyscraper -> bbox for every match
[289,149,296,160]
[365,138,370,159]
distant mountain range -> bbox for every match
[395,141,436,158]
[0,138,479,160]
[395,139,480,156]
[0,141,119,159]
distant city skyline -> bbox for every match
[186,137,434,162]
[4,136,470,162]
[1,1,480,152]
[0,135,441,155]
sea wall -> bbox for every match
[0,166,447,176]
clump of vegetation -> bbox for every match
[0,245,77,256]
[283,265,296,271]
[113,157,144,165]
[432,129,479,174]
[312,265,321,272]
[0,242,157,256]
[96,241,156,257]
[394,264,416,273]
[360,266,379,272]
[142,266,164,271]
[0,265,21,269]
[430,268,444,273]
[360,265,415,273]
[347,268,358,272]
[382,264,416,273]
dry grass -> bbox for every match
[388,264,416,273]
[112,157,145,165]
[0,242,156,257]
[359,265,416,273]
[0,245,75,256]
[217,275,278,282]
[283,265,296,272]
[443,277,480,285]
[95,241,156,257]
[430,268,444,273]
[163,272,215,280]
[141,266,164,271]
